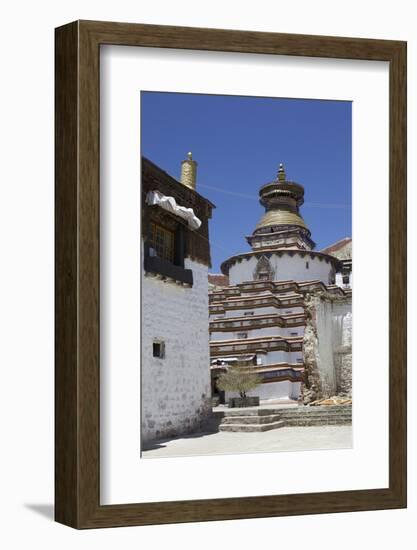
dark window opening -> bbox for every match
[153,341,165,358]
[306,261,309,269]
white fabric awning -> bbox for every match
[146,190,202,230]
[211,357,238,364]
[210,354,257,365]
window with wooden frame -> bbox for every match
[143,212,192,285]
[149,222,175,262]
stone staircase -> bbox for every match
[218,405,352,433]
[277,405,352,426]
[219,409,285,432]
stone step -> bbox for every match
[222,406,352,418]
[306,405,352,411]
[279,412,352,418]
[284,418,352,426]
[221,414,282,425]
[222,408,278,417]
[279,406,352,413]
[282,411,352,418]
[219,420,285,433]
[274,411,352,418]
[280,407,352,413]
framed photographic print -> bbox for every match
[55,20,406,528]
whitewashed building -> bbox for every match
[321,237,352,289]
[209,164,352,404]
[141,154,215,443]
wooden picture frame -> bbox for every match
[55,20,406,528]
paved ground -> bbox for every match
[142,425,352,459]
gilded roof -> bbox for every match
[255,209,307,230]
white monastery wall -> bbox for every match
[141,258,211,442]
[264,350,303,364]
[220,305,304,318]
[210,326,304,341]
[228,253,333,286]
[336,271,352,288]
[223,306,277,317]
[209,332,226,341]
[281,306,304,314]
[226,380,301,402]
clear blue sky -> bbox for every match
[141,92,352,273]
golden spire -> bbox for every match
[255,210,307,230]
[254,163,307,232]
[181,151,198,190]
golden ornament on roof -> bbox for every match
[255,209,307,230]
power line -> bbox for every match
[199,183,256,200]
[198,182,351,210]
[304,202,351,209]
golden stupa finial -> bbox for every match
[181,151,197,190]
[278,163,286,182]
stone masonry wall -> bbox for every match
[335,309,352,395]
[141,257,212,443]
[302,292,352,404]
